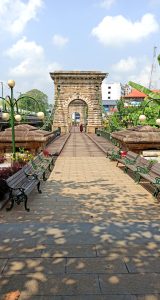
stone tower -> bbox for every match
[50,71,107,133]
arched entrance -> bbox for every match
[68,99,88,130]
[50,71,108,133]
[71,112,80,125]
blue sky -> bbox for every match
[0,0,160,103]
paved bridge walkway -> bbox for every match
[1,131,160,299]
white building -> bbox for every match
[101,82,131,114]
[102,82,126,101]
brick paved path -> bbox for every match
[1,132,160,299]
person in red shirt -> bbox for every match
[80,124,83,132]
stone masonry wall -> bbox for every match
[50,71,107,133]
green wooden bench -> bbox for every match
[124,156,153,180]
[116,151,139,167]
[136,162,160,198]
[116,152,154,182]
[6,167,41,212]
[24,151,56,181]
[106,148,121,161]
[5,151,56,211]
[38,152,55,169]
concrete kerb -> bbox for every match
[57,133,71,155]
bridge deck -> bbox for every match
[1,131,160,299]
[60,131,105,157]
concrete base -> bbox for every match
[61,126,69,134]
[87,126,101,134]
[53,125,102,134]
[52,126,68,134]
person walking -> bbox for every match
[80,124,83,132]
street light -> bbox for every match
[139,114,147,122]
[0,80,45,160]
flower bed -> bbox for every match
[0,149,34,202]
[0,155,6,164]
[0,163,26,201]
[0,163,23,179]
[0,165,21,201]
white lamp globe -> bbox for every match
[139,114,146,122]
[37,111,44,120]
[8,80,15,88]
[2,112,10,121]
[15,114,22,122]
[156,118,160,126]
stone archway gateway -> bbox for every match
[68,99,87,126]
[50,71,108,133]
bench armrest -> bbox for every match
[38,155,49,162]
[136,166,149,174]
[9,186,25,192]
[24,170,38,180]
[125,158,136,165]
[111,153,121,160]
[154,177,160,184]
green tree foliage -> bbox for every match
[104,98,160,132]
[138,101,160,126]
[128,81,160,102]
[18,89,49,114]
[106,99,136,132]
[104,62,160,133]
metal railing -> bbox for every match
[96,129,120,147]
[46,128,61,146]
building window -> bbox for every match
[108,86,111,89]
[108,96,111,99]
[108,91,111,94]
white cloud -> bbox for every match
[106,54,158,89]
[52,34,69,47]
[5,37,62,100]
[112,57,137,72]
[0,0,44,35]
[91,13,159,46]
[6,36,44,59]
[100,0,116,9]
[109,60,159,89]
[128,65,151,87]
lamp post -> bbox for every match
[0,80,45,160]
[8,80,16,159]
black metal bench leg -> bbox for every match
[135,173,141,183]
[24,195,30,212]
[43,172,47,181]
[37,181,42,193]
[124,166,128,173]
[49,164,52,172]
[153,187,160,198]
